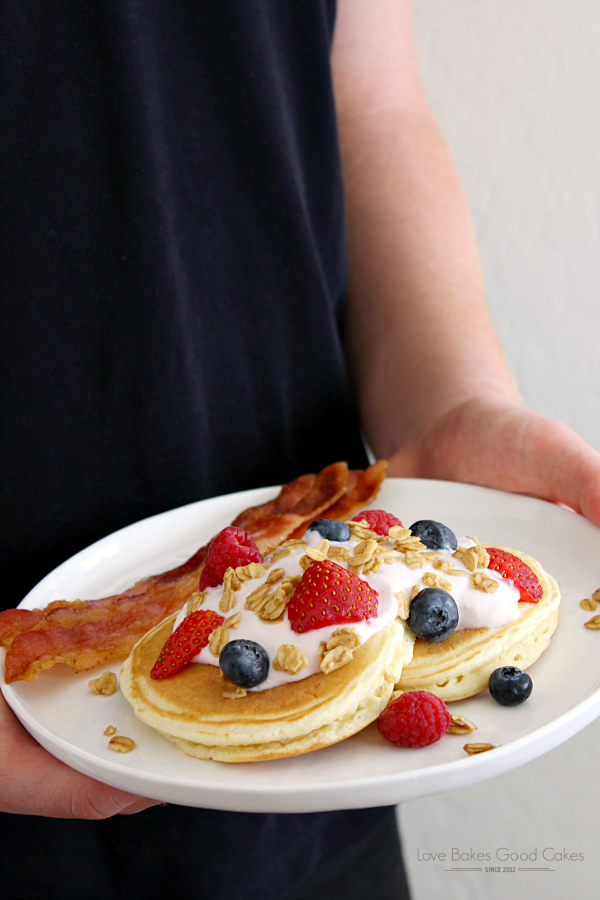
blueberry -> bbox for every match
[407,588,459,642]
[488,666,533,706]
[305,519,351,543]
[409,520,457,551]
[219,639,270,688]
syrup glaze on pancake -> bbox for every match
[1,461,386,682]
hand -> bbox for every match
[387,397,600,527]
[0,691,159,818]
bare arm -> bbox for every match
[332,0,518,453]
[332,0,600,524]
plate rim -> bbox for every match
[2,477,600,812]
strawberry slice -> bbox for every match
[287,559,378,634]
[150,609,224,679]
[486,548,542,603]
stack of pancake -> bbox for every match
[120,615,414,762]
[121,540,559,762]
[396,546,560,702]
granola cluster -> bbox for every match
[318,627,362,674]
[582,588,600,627]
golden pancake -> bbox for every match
[120,613,414,762]
[396,547,559,701]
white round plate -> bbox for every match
[2,478,600,813]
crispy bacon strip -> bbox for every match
[0,609,43,645]
[1,463,348,651]
[0,546,209,651]
[1,461,384,683]
[4,593,192,683]
[287,460,388,540]
[232,461,349,552]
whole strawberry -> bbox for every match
[351,509,403,535]
[486,548,542,603]
[378,691,450,747]
[199,526,263,590]
[287,559,378,633]
[151,609,224,679]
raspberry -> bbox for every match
[199,526,263,590]
[377,691,450,747]
[351,509,403,535]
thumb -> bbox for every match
[42,766,160,819]
[0,691,159,818]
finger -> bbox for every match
[0,693,158,818]
[118,797,164,815]
[2,745,159,819]
[387,398,600,528]
[40,767,161,819]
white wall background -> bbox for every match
[399,2,600,898]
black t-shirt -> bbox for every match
[1,0,368,601]
[0,3,408,898]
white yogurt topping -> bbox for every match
[172,528,521,691]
